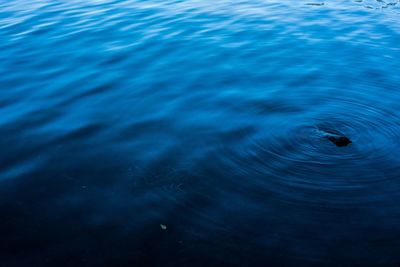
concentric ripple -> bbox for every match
[219,97,400,190]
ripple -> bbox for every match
[218,98,400,191]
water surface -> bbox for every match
[1,0,400,266]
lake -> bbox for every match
[1,0,400,266]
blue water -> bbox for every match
[1,0,400,266]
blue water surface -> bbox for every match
[1,0,400,266]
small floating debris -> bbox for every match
[306,3,325,6]
[160,224,167,230]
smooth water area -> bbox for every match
[1,0,400,266]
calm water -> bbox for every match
[1,0,400,266]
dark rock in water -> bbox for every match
[326,135,352,147]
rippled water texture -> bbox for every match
[1,0,400,266]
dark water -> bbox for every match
[1,0,400,266]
